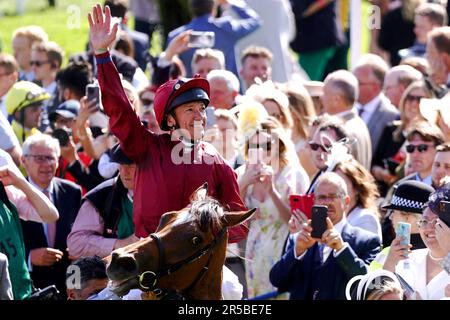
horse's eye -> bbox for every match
[192,236,202,246]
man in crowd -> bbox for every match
[426,26,450,88]
[432,143,450,188]
[207,69,240,110]
[12,26,48,82]
[6,81,50,145]
[30,41,65,131]
[88,4,248,241]
[66,256,108,300]
[401,121,445,186]
[270,172,381,300]
[240,46,272,92]
[191,48,225,78]
[67,143,138,259]
[20,134,82,297]
[353,54,398,152]
[0,149,58,299]
[167,0,261,78]
[383,65,423,109]
[321,70,372,170]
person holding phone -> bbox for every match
[270,172,381,300]
[166,0,261,77]
[236,103,309,298]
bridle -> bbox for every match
[137,228,227,299]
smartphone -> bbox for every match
[395,222,411,246]
[310,205,328,239]
[247,147,263,166]
[188,31,215,48]
[86,83,100,112]
[289,194,314,219]
[438,200,450,227]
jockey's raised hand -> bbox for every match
[88,4,119,54]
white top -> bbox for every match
[357,94,381,124]
[347,206,382,241]
[396,248,450,300]
[0,112,19,151]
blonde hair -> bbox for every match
[13,26,48,45]
[282,83,316,140]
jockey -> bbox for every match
[88,4,248,242]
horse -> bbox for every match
[106,183,255,300]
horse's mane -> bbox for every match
[189,197,224,233]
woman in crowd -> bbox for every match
[236,102,309,298]
[282,83,317,179]
[335,157,382,240]
[372,80,432,196]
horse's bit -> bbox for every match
[137,228,227,299]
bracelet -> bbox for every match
[94,48,108,55]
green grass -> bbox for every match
[0,0,102,65]
[0,0,371,69]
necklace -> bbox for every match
[428,252,444,262]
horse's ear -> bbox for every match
[221,208,256,227]
[190,182,208,202]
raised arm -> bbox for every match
[88,4,151,162]
[1,166,58,223]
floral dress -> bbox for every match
[237,163,309,298]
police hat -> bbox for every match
[428,182,450,227]
[383,180,435,214]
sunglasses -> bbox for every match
[405,95,425,103]
[309,142,331,152]
[248,141,272,151]
[30,60,50,67]
[405,144,432,153]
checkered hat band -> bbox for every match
[391,195,425,210]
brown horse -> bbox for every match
[106,183,255,300]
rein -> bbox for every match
[137,228,227,299]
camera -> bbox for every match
[28,285,61,300]
[52,128,71,147]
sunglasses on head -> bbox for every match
[405,144,431,153]
[248,141,272,151]
[308,142,330,152]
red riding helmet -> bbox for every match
[154,76,210,130]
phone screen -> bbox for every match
[310,205,328,239]
[86,84,100,112]
[395,222,411,245]
[188,31,215,48]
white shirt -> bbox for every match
[396,248,450,300]
[43,81,57,95]
[356,95,381,124]
[347,206,382,241]
[0,112,19,151]
[414,173,432,186]
[0,95,7,118]
[28,178,55,246]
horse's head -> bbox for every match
[106,183,255,299]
